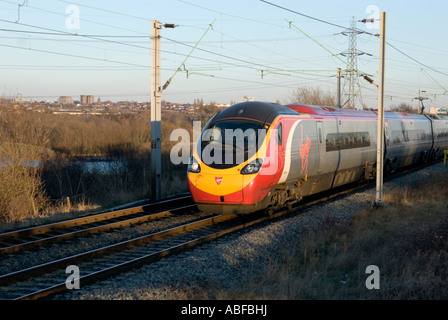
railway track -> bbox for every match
[0,211,271,300]
[0,161,441,300]
[0,194,194,254]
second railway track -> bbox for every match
[0,194,195,254]
[0,210,278,300]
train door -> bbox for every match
[316,120,339,175]
[316,121,323,174]
[276,120,285,178]
[318,118,340,190]
[307,120,332,194]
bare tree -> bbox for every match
[0,142,49,222]
[390,103,416,113]
[0,111,51,222]
[288,86,336,107]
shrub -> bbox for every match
[0,142,49,222]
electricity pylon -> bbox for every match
[340,17,368,109]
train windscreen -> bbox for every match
[200,120,265,169]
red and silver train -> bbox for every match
[187,101,448,214]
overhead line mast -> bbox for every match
[150,20,175,201]
[150,20,213,201]
[375,12,386,206]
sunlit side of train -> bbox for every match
[187,101,448,215]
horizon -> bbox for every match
[1,1,447,110]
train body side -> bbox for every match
[383,112,434,171]
[287,105,377,195]
[431,115,448,158]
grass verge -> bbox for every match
[217,171,448,300]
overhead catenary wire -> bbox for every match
[260,0,349,30]
[162,35,337,81]
[0,3,364,77]
[0,42,149,68]
[57,0,150,22]
[386,41,448,78]
[161,19,216,92]
[0,26,336,72]
[0,19,151,51]
[0,28,152,60]
[0,0,150,35]
[420,68,448,94]
[0,19,334,82]
[286,20,377,88]
[258,0,448,104]
[0,28,150,38]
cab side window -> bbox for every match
[276,123,282,146]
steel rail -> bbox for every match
[0,213,234,299]
[0,194,193,254]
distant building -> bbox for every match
[58,96,74,105]
[242,96,254,102]
[80,95,95,105]
[216,103,230,108]
[429,107,448,115]
[87,95,94,105]
[13,93,26,104]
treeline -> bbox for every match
[0,109,152,156]
[0,106,214,224]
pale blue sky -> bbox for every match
[0,0,447,110]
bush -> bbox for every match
[0,142,49,222]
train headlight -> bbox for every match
[188,156,201,173]
[241,159,263,175]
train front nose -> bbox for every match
[188,152,244,204]
[196,172,244,204]
[187,135,248,205]
[188,163,247,214]
[187,115,267,213]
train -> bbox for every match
[187,101,448,215]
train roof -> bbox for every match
[213,102,439,124]
[212,101,297,125]
[287,104,433,122]
[287,104,377,118]
[384,111,430,121]
[430,114,448,121]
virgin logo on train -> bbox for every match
[215,177,223,185]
